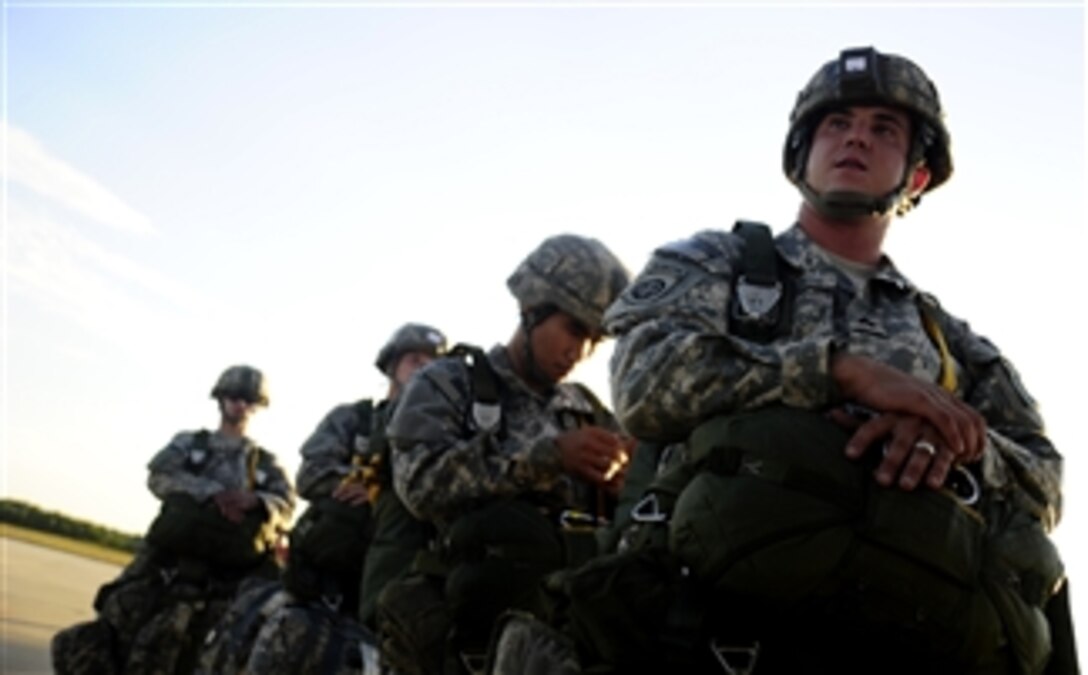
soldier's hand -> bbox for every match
[213,489,260,523]
[556,427,631,488]
[832,353,987,463]
[601,435,637,496]
[841,412,961,491]
[332,481,370,506]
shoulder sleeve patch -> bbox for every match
[658,229,742,275]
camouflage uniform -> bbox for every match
[598,47,1067,674]
[381,235,629,673]
[192,414,369,675]
[148,429,294,525]
[296,401,389,502]
[391,344,623,526]
[226,326,445,674]
[53,366,295,675]
[390,234,630,525]
[297,322,448,502]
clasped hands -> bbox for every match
[831,354,987,492]
[212,489,260,523]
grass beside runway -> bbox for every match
[1,523,133,567]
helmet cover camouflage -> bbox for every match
[375,323,448,376]
[507,234,630,337]
[784,46,953,196]
[211,365,270,406]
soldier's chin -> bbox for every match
[551,364,574,383]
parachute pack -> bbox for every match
[515,222,1066,675]
[144,430,278,570]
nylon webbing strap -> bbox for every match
[733,221,778,286]
[463,345,501,406]
[354,398,374,437]
[245,443,260,491]
[916,298,958,393]
[447,343,503,432]
[729,221,789,343]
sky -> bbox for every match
[2,0,1085,650]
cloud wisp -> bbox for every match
[5,121,156,237]
[5,124,209,352]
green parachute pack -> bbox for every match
[144,431,278,569]
[531,222,1065,675]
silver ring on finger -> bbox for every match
[913,439,937,457]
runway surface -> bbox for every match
[1,536,121,674]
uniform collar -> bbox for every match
[778,223,917,296]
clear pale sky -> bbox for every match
[3,0,1085,651]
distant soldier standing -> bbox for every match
[52,365,295,675]
[292,322,448,625]
[198,324,447,674]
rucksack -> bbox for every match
[662,406,1062,674]
[284,399,381,612]
[144,431,277,569]
[547,223,1064,674]
[193,577,289,674]
[245,600,377,674]
[283,494,373,611]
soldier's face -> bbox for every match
[219,396,258,425]
[530,311,594,384]
[804,105,917,198]
[392,351,434,389]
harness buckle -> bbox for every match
[709,638,760,675]
[472,401,502,431]
[733,275,782,323]
[460,650,488,675]
[558,509,597,532]
[321,593,343,613]
[945,465,981,506]
[631,493,668,524]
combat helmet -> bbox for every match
[507,234,630,338]
[210,365,270,406]
[375,323,448,376]
[783,46,952,217]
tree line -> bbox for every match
[0,498,141,553]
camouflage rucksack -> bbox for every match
[53,555,175,675]
[52,617,120,675]
[193,577,289,674]
[244,600,378,674]
[121,591,232,675]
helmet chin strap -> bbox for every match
[519,309,557,390]
[800,182,903,220]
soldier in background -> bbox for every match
[52,364,294,675]
[379,234,633,674]
[194,324,447,674]
[287,322,448,624]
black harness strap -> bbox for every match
[728,221,793,343]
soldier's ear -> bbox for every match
[908,163,931,198]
